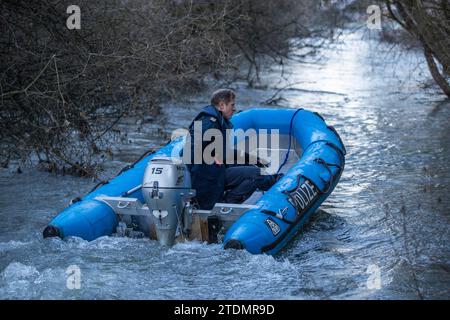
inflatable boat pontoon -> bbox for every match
[43,108,345,255]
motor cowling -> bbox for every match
[142,156,193,247]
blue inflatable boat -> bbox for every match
[43,108,345,255]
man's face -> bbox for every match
[218,98,236,120]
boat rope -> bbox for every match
[276,108,303,174]
[314,158,339,194]
[87,180,109,194]
[117,148,155,176]
[327,125,346,155]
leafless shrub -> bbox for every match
[0,0,335,176]
[386,0,450,97]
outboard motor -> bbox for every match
[141,156,193,247]
[96,156,254,247]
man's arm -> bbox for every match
[228,149,270,168]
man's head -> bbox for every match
[211,89,236,120]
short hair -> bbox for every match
[210,89,235,107]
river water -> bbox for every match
[1,28,449,300]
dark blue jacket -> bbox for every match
[187,105,233,209]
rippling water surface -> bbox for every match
[1,29,449,299]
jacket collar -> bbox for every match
[197,105,232,129]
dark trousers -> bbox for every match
[222,166,275,204]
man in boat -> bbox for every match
[186,89,280,210]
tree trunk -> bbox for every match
[424,45,450,98]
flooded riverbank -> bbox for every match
[1,28,449,299]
